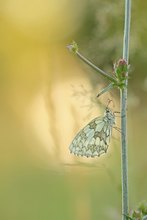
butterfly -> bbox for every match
[69,103,116,158]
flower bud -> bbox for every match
[114,58,129,80]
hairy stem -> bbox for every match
[121,0,131,219]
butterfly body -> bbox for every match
[69,107,115,158]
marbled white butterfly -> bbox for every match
[69,102,116,158]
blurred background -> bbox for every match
[0,0,147,219]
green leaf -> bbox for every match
[124,214,134,220]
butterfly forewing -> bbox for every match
[69,108,115,158]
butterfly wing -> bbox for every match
[69,117,113,158]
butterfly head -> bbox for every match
[104,107,115,125]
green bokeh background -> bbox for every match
[0,0,147,220]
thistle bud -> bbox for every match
[114,58,129,80]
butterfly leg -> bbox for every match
[113,126,122,133]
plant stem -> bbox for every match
[121,0,131,219]
[76,51,117,83]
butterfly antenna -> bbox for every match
[107,99,113,108]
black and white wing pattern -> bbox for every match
[69,107,115,158]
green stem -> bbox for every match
[76,51,117,83]
[97,83,114,97]
[121,0,131,219]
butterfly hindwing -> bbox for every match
[69,117,111,157]
[69,107,115,158]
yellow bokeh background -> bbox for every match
[0,0,147,219]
